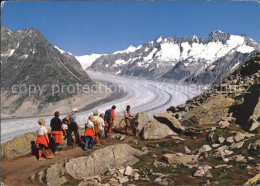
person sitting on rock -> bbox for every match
[50,111,67,155]
[35,119,53,161]
[84,115,95,150]
[124,105,133,135]
[93,110,101,145]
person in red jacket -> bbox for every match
[35,119,53,161]
[109,105,116,137]
[104,105,116,138]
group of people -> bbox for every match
[35,105,137,160]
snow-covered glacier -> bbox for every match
[0,71,202,143]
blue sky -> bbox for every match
[1,1,260,55]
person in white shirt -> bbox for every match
[99,113,106,142]
[35,119,53,161]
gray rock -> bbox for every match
[118,176,129,184]
[124,166,134,176]
[219,120,230,128]
[110,178,119,185]
[194,164,212,177]
[194,169,205,177]
[152,154,158,158]
[120,135,126,141]
[226,137,234,143]
[142,120,177,140]
[1,131,37,159]
[154,113,185,132]
[184,146,192,154]
[134,173,140,181]
[34,144,148,185]
[205,170,213,178]
[230,141,244,149]
[234,132,246,142]
[199,145,212,152]
[171,136,186,141]
[45,161,67,186]
[250,119,260,131]
[163,153,198,164]
[218,136,225,144]
[212,144,221,148]
[244,132,255,138]
[207,132,214,142]
[248,139,260,152]
[38,170,45,184]
[154,177,162,183]
[137,112,152,133]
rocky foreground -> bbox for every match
[1,54,260,185]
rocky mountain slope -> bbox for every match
[89,31,260,85]
[1,26,95,118]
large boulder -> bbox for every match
[154,113,185,133]
[33,144,148,185]
[1,130,67,159]
[113,115,125,128]
[142,120,177,140]
[182,95,234,126]
[136,112,152,133]
[1,132,37,159]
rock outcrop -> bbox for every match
[1,132,37,159]
[136,112,152,133]
[154,112,185,132]
[32,144,148,185]
[1,130,67,159]
[142,121,177,140]
[182,95,234,126]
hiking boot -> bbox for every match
[47,156,53,159]
[39,157,44,161]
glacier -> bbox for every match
[0,71,202,143]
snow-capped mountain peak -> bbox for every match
[89,31,260,85]
[54,46,73,55]
[113,45,140,54]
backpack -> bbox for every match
[62,115,73,125]
[104,109,111,122]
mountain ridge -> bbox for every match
[87,30,260,85]
[1,26,96,118]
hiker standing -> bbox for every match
[99,113,106,142]
[93,110,101,145]
[70,108,81,145]
[104,105,116,138]
[35,119,53,161]
[63,108,81,148]
[84,115,95,150]
[50,111,66,155]
[124,105,133,135]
